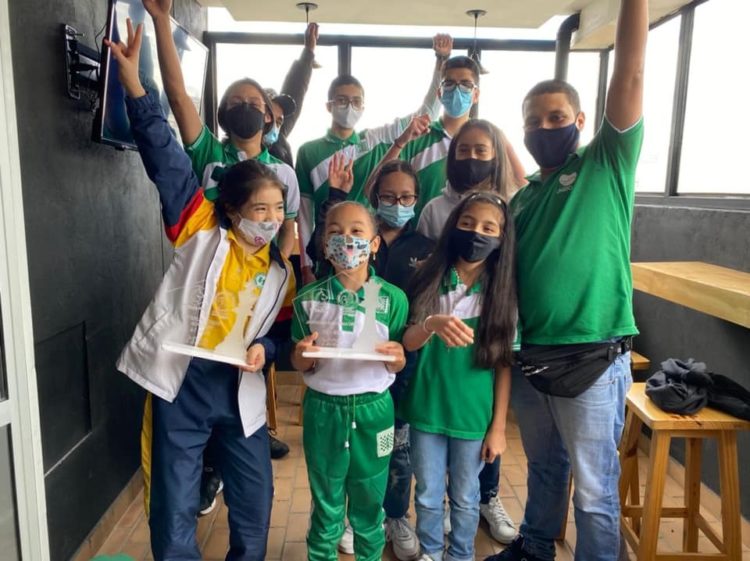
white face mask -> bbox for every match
[331,105,363,129]
[235,218,281,247]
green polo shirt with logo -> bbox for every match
[511,117,644,345]
[184,125,300,219]
[399,120,452,218]
[399,268,496,440]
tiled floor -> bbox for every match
[95,379,750,561]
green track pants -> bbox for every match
[303,388,395,561]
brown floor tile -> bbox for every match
[92,382,750,561]
[201,526,229,559]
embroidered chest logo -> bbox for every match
[557,172,578,194]
[337,289,358,308]
[253,273,266,288]
[377,295,390,315]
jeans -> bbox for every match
[411,429,484,561]
[384,417,412,519]
[512,353,632,561]
[479,457,500,504]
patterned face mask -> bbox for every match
[325,234,372,270]
[235,218,281,247]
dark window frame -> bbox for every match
[203,0,749,211]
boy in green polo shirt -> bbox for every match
[296,34,452,280]
[484,2,649,561]
[142,0,299,258]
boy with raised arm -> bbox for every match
[485,1,648,560]
[142,0,299,257]
[296,34,452,281]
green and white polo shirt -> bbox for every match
[291,269,408,395]
[185,125,300,219]
[400,119,452,218]
[511,117,644,345]
[400,268,501,440]
[295,80,443,267]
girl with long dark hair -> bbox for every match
[400,192,517,561]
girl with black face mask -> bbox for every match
[417,119,523,241]
[400,192,517,561]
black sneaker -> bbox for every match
[269,433,290,459]
[484,536,543,561]
[198,467,223,517]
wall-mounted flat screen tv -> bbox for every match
[93,0,208,150]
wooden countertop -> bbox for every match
[631,261,750,329]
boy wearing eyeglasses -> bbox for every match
[295,35,453,284]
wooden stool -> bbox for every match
[619,382,750,560]
[555,352,652,542]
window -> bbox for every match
[634,15,680,192]
[0,427,20,561]
[215,43,339,157]
[477,50,556,173]
[351,47,440,133]
[678,0,750,195]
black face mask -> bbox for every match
[450,158,495,192]
[447,227,501,263]
[523,122,580,169]
[225,103,265,139]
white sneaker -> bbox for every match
[338,524,354,554]
[479,496,516,544]
[443,504,451,535]
[385,517,420,560]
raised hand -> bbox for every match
[396,114,431,148]
[328,153,354,193]
[433,33,453,58]
[103,18,145,98]
[424,314,474,348]
[305,22,319,51]
[142,0,172,20]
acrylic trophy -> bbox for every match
[301,277,395,362]
[161,277,258,368]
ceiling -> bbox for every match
[196,0,695,49]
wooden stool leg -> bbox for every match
[266,363,278,431]
[555,474,573,541]
[619,410,643,532]
[717,430,742,560]
[637,431,671,561]
[683,437,702,552]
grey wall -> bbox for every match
[8,1,206,559]
[631,204,750,518]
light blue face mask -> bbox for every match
[440,88,473,118]
[376,203,415,228]
[263,123,280,145]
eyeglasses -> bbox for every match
[440,79,477,94]
[329,95,364,110]
[378,194,417,207]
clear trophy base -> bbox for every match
[162,341,250,368]
[302,347,395,362]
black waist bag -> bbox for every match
[517,338,631,398]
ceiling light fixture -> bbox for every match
[466,9,489,75]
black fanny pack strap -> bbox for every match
[519,337,632,398]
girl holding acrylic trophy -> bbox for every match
[290,196,408,561]
[107,21,294,561]
[400,192,516,561]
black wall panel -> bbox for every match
[7,1,207,559]
[631,205,750,518]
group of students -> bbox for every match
[109,0,649,560]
